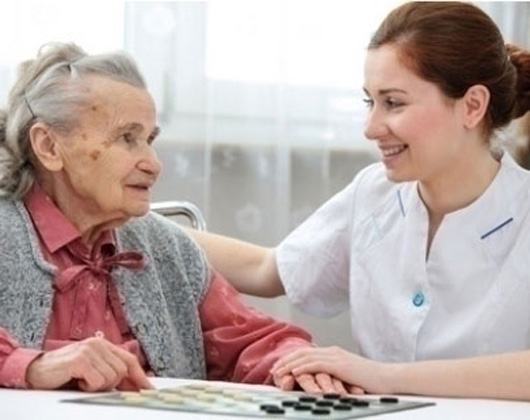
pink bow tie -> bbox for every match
[56,251,145,292]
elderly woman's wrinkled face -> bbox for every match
[55,76,161,223]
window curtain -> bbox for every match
[126,1,529,248]
[124,1,388,247]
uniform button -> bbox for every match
[412,292,425,307]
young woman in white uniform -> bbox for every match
[190,2,530,400]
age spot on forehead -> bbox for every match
[89,150,101,161]
[91,105,98,112]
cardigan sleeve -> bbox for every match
[200,271,312,384]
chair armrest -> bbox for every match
[150,201,207,231]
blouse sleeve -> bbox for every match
[0,327,43,388]
[199,271,312,384]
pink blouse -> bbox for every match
[0,185,311,388]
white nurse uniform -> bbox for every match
[276,152,530,362]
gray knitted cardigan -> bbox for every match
[0,198,209,379]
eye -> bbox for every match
[384,97,404,110]
[120,133,137,145]
[362,98,374,108]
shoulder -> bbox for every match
[492,153,530,228]
[323,162,394,207]
[118,212,209,296]
[119,211,208,257]
[0,198,18,219]
[121,211,186,240]
[0,198,49,270]
[350,162,405,217]
[0,198,31,237]
[290,162,402,232]
[120,212,204,259]
[485,151,530,217]
[355,162,399,194]
[0,199,20,255]
[500,152,530,192]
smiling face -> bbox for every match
[46,76,161,229]
[363,45,466,184]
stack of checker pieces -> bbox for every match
[65,383,435,419]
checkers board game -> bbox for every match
[64,383,435,419]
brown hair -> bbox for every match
[369,1,530,137]
[514,114,530,169]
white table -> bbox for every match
[3,378,530,420]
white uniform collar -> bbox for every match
[398,150,528,241]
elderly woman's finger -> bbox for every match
[76,364,107,392]
[349,384,366,395]
[110,345,153,390]
[331,377,349,395]
[280,374,296,391]
[314,373,335,394]
[272,369,295,391]
[294,373,322,394]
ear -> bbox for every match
[28,123,64,172]
[461,84,490,130]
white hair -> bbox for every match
[0,42,147,199]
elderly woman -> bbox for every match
[0,43,345,394]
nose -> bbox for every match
[363,106,388,141]
[137,145,162,178]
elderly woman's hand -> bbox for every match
[272,370,358,395]
[26,337,153,392]
[271,346,393,395]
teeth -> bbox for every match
[382,145,406,157]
